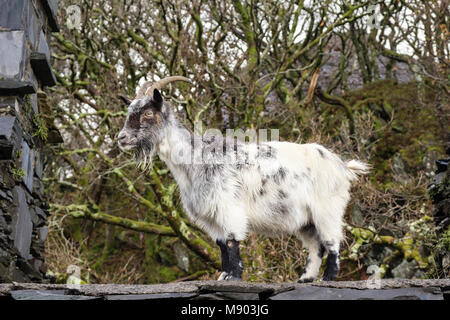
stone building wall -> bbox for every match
[0,0,60,282]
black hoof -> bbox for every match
[322,272,337,281]
[225,275,242,281]
[323,251,339,281]
[298,277,314,283]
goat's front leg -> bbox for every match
[216,239,243,281]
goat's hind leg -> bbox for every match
[322,241,340,281]
[226,239,243,280]
[297,225,324,283]
[216,239,243,281]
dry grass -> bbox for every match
[44,213,147,284]
[44,213,90,282]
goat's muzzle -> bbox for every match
[118,130,136,151]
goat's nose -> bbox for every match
[118,131,127,142]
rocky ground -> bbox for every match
[0,279,448,300]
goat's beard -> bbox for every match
[135,138,156,171]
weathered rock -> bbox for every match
[198,291,260,300]
[363,244,394,267]
[34,152,43,178]
[20,140,34,192]
[173,243,190,272]
[77,282,200,296]
[0,283,68,294]
[40,0,59,32]
[0,280,448,300]
[0,116,17,141]
[37,226,48,242]
[105,292,198,300]
[10,290,100,300]
[392,153,411,184]
[0,30,38,95]
[0,30,26,79]
[270,286,443,300]
[423,151,439,177]
[196,280,294,296]
[391,259,425,279]
[191,293,225,300]
[429,154,449,233]
[351,204,364,225]
[11,186,32,260]
[30,52,56,86]
[306,278,450,289]
[0,0,29,30]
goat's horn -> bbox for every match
[136,81,154,99]
[136,76,191,99]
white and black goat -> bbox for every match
[118,76,368,282]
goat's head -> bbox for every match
[118,76,191,165]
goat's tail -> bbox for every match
[345,160,370,180]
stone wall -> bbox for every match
[429,147,450,278]
[0,0,60,282]
[0,279,448,300]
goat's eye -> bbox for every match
[143,110,153,118]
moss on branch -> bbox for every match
[344,217,434,269]
[52,204,176,236]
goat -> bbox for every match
[118,76,368,282]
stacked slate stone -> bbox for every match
[428,146,450,278]
[0,279,448,300]
[0,0,61,282]
[429,147,450,232]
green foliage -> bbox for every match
[32,113,48,142]
[9,163,25,181]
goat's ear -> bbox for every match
[153,89,163,109]
[118,95,131,106]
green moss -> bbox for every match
[344,220,433,270]
[436,226,450,251]
[9,163,25,181]
[32,113,48,141]
[24,94,32,117]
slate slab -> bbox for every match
[105,292,198,300]
[0,284,13,296]
[0,0,28,30]
[196,280,294,295]
[0,116,17,141]
[1,280,449,300]
[270,286,443,300]
[10,290,100,300]
[30,52,57,86]
[0,80,36,95]
[191,293,225,300]
[20,140,34,192]
[307,278,450,290]
[0,283,69,294]
[0,31,26,79]
[34,151,43,178]
[11,186,33,260]
[40,0,59,32]
[38,226,48,241]
[204,291,260,300]
[77,283,200,296]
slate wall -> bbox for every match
[0,279,449,300]
[0,0,60,282]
